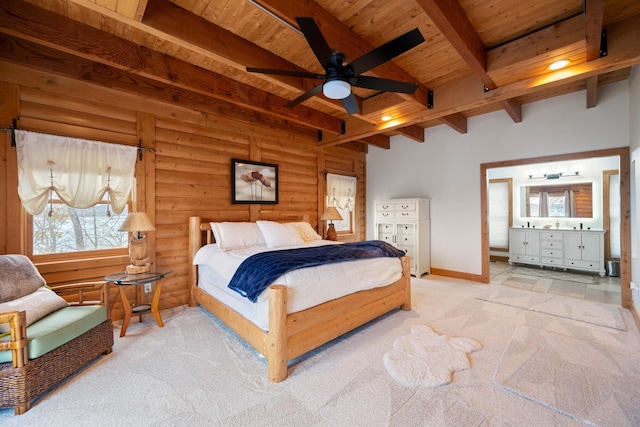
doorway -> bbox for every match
[480,147,631,308]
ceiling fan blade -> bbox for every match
[246,67,325,80]
[341,93,360,115]
[352,75,418,94]
[348,28,425,76]
[285,83,324,108]
[295,17,334,69]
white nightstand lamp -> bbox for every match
[320,207,343,241]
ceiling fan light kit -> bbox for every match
[323,80,351,99]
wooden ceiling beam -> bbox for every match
[393,125,425,143]
[0,0,343,134]
[585,0,604,108]
[360,134,391,150]
[415,0,524,124]
[440,114,467,134]
[251,0,431,110]
[321,14,640,146]
[415,0,491,89]
[0,36,319,141]
[500,99,523,123]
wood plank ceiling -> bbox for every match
[1,0,640,149]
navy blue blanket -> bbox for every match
[228,240,405,302]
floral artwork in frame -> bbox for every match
[231,159,278,204]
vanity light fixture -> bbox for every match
[528,171,580,180]
[548,59,571,71]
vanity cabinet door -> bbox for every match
[580,233,601,262]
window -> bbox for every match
[32,193,129,255]
[326,173,357,234]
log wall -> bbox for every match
[0,61,367,321]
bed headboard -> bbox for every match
[188,213,310,304]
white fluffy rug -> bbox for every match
[383,325,481,387]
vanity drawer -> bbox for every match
[511,255,540,263]
[541,248,562,258]
[542,257,564,266]
[540,232,562,241]
[540,240,562,250]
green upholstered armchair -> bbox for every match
[0,255,113,415]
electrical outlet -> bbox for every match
[144,283,152,293]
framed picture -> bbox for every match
[231,159,278,204]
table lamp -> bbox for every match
[320,207,343,241]
[119,212,155,274]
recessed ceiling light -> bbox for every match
[381,115,392,121]
[548,59,570,71]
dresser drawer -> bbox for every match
[396,234,415,245]
[395,211,417,219]
[396,202,416,212]
[376,203,394,212]
[376,211,394,219]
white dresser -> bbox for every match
[374,198,430,276]
[508,227,605,276]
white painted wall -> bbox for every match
[367,80,630,276]
[629,65,640,314]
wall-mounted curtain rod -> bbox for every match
[0,123,156,161]
[321,170,360,180]
[0,118,18,147]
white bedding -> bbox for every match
[193,240,403,330]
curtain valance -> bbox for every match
[326,173,357,211]
[16,130,137,215]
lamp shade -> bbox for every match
[118,212,155,232]
[320,207,343,221]
[322,80,351,100]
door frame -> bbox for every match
[480,147,631,308]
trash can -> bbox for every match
[607,260,620,277]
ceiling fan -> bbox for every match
[246,17,425,115]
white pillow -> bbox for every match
[285,222,322,242]
[0,286,69,333]
[210,222,266,251]
[257,220,305,248]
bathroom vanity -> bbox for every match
[508,227,605,277]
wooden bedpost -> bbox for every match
[400,256,412,311]
[188,216,202,307]
[267,285,288,382]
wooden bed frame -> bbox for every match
[188,216,411,382]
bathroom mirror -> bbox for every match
[520,182,593,218]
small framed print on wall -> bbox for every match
[231,159,278,204]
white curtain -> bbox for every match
[563,190,576,217]
[326,173,356,211]
[539,191,549,217]
[16,130,137,215]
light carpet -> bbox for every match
[1,276,639,426]
[495,326,640,426]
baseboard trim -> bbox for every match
[430,268,485,283]
[630,300,640,331]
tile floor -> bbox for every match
[490,260,621,305]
